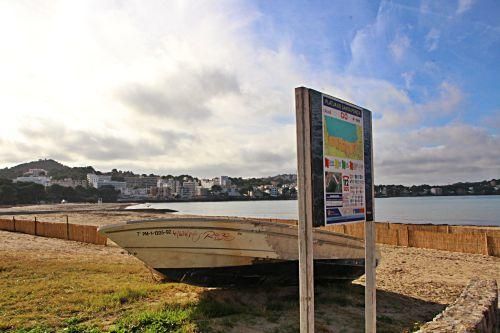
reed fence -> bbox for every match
[253,218,500,256]
[0,217,107,245]
[322,221,500,257]
[0,216,498,256]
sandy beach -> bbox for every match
[0,204,499,332]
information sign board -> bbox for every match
[322,94,372,224]
[296,88,373,226]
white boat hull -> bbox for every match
[99,217,373,286]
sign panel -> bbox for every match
[322,95,366,224]
[295,87,373,227]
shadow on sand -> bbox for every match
[192,282,444,333]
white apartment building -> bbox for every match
[180,181,196,199]
[86,174,126,192]
[157,178,182,196]
[269,186,278,197]
[50,178,87,188]
[430,187,443,195]
[220,176,230,187]
[195,186,208,197]
[24,169,48,177]
[125,176,158,189]
[14,176,51,187]
[87,174,111,188]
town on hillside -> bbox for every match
[0,160,498,205]
[0,161,298,203]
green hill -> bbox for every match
[0,159,95,180]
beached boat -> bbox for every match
[98,216,375,286]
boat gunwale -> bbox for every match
[98,216,365,242]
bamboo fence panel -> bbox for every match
[408,230,487,255]
[448,226,500,238]
[0,216,498,255]
[487,236,500,257]
[37,222,67,239]
[376,229,398,245]
[344,223,365,238]
[397,228,410,247]
[14,219,36,235]
[0,218,14,231]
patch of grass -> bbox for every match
[0,253,201,331]
[192,297,242,319]
[112,304,193,333]
[10,328,53,333]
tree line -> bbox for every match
[0,179,119,205]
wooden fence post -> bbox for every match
[34,216,37,236]
[12,216,16,232]
[66,215,69,240]
[484,233,490,256]
[406,226,410,247]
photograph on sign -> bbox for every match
[322,95,366,224]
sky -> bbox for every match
[0,0,498,185]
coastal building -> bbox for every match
[87,174,111,188]
[195,186,208,197]
[14,175,51,187]
[124,176,158,189]
[220,176,230,187]
[200,178,216,189]
[157,178,181,196]
[122,187,149,199]
[50,178,87,188]
[227,186,241,197]
[269,186,278,197]
[157,186,172,199]
[430,187,443,195]
[24,168,48,177]
[102,180,126,192]
[86,174,126,192]
[180,181,196,199]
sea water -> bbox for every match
[128,195,500,226]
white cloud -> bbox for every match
[375,124,500,184]
[0,0,494,185]
[456,0,475,15]
[401,71,415,89]
[425,28,440,51]
[389,33,411,62]
[0,0,305,177]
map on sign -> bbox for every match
[323,95,365,224]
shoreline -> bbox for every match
[0,202,499,227]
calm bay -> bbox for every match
[129,195,500,226]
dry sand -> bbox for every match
[1,211,498,306]
[1,205,499,310]
[1,204,499,332]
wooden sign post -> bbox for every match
[295,87,375,333]
[295,88,315,333]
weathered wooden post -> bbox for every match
[296,87,315,333]
[484,233,490,256]
[34,216,37,236]
[12,216,16,232]
[295,87,375,332]
[65,215,69,240]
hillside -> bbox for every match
[0,159,94,180]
